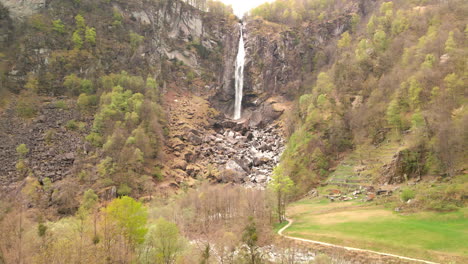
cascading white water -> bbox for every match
[233,24,245,120]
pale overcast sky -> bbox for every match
[219,0,274,18]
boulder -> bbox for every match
[225,160,246,175]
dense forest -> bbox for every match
[0,0,466,263]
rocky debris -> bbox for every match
[306,188,319,198]
[0,100,89,185]
[0,0,45,20]
[165,95,285,187]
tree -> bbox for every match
[269,166,294,223]
[142,218,186,264]
[75,14,85,33]
[373,30,388,51]
[445,31,456,54]
[241,217,262,264]
[72,31,83,49]
[16,144,29,159]
[104,196,148,247]
[52,19,66,34]
[387,97,402,130]
[314,72,335,94]
[337,31,351,49]
[85,26,96,46]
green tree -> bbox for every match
[52,19,66,34]
[82,189,98,211]
[72,31,83,49]
[129,32,144,51]
[242,217,262,264]
[16,144,29,159]
[269,166,294,223]
[408,77,423,109]
[337,31,351,49]
[85,26,96,46]
[391,10,409,35]
[104,196,148,246]
[373,30,388,51]
[75,14,86,33]
[142,218,186,264]
[445,31,456,54]
[387,97,402,130]
[315,72,335,94]
[421,54,436,69]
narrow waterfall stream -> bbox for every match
[233,24,245,120]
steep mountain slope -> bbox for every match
[248,0,467,205]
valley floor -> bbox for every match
[284,199,468,264]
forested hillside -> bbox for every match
[252,0,467,205]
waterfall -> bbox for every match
[233,24,245,120]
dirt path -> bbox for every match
[278,218,439,264]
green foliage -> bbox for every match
[29,14,50,32]
[77,93,98,111]
[391,11,409,35]
[241,217,262,264]
[72,31,83,49]
[269,165,295,222]
[408,77,423,109]
[16,144,29,159]
[42,177,52,192]
[373,30,388,51]
[421,54,435,69]
[355,39,371,61]
[85,26,96,46]
[337,31,351,49]
[141,218,186,264]
[117,183,132,196]
[97,156,115,177]
[379,1,393,14]
[75,14,85,33]
[401,188,415,202]
[52,19,66,34]
[350,14,361,33]
[129,32,144,51]
[17,96,38,118]
[104,196,148,245]
[418,175,467,211]
[65,120,78,130]
[314,72,335,94]
[444,31,456,54]
[411,111,425,130]
[54,100,68,109]
[82,189,98,210]
[38,223,47,237]
[112,7,123,26]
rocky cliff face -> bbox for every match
[2,0,238,93]
[0,0,45,20]
[213,1,361,125]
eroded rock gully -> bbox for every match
[163,93,285,188]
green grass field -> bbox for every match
[285,199,468,263]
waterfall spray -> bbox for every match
[234,24,245,120]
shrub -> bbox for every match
[55,100,68,109]
[85,26,96,46]
[17,99,38,118]
[401,188,415,202]
[129,32,144,51]
[52,19,66,34]
[72,31,83,49]
[65,120,78,130]
[117,183,132,196]
[16,144,29,158]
